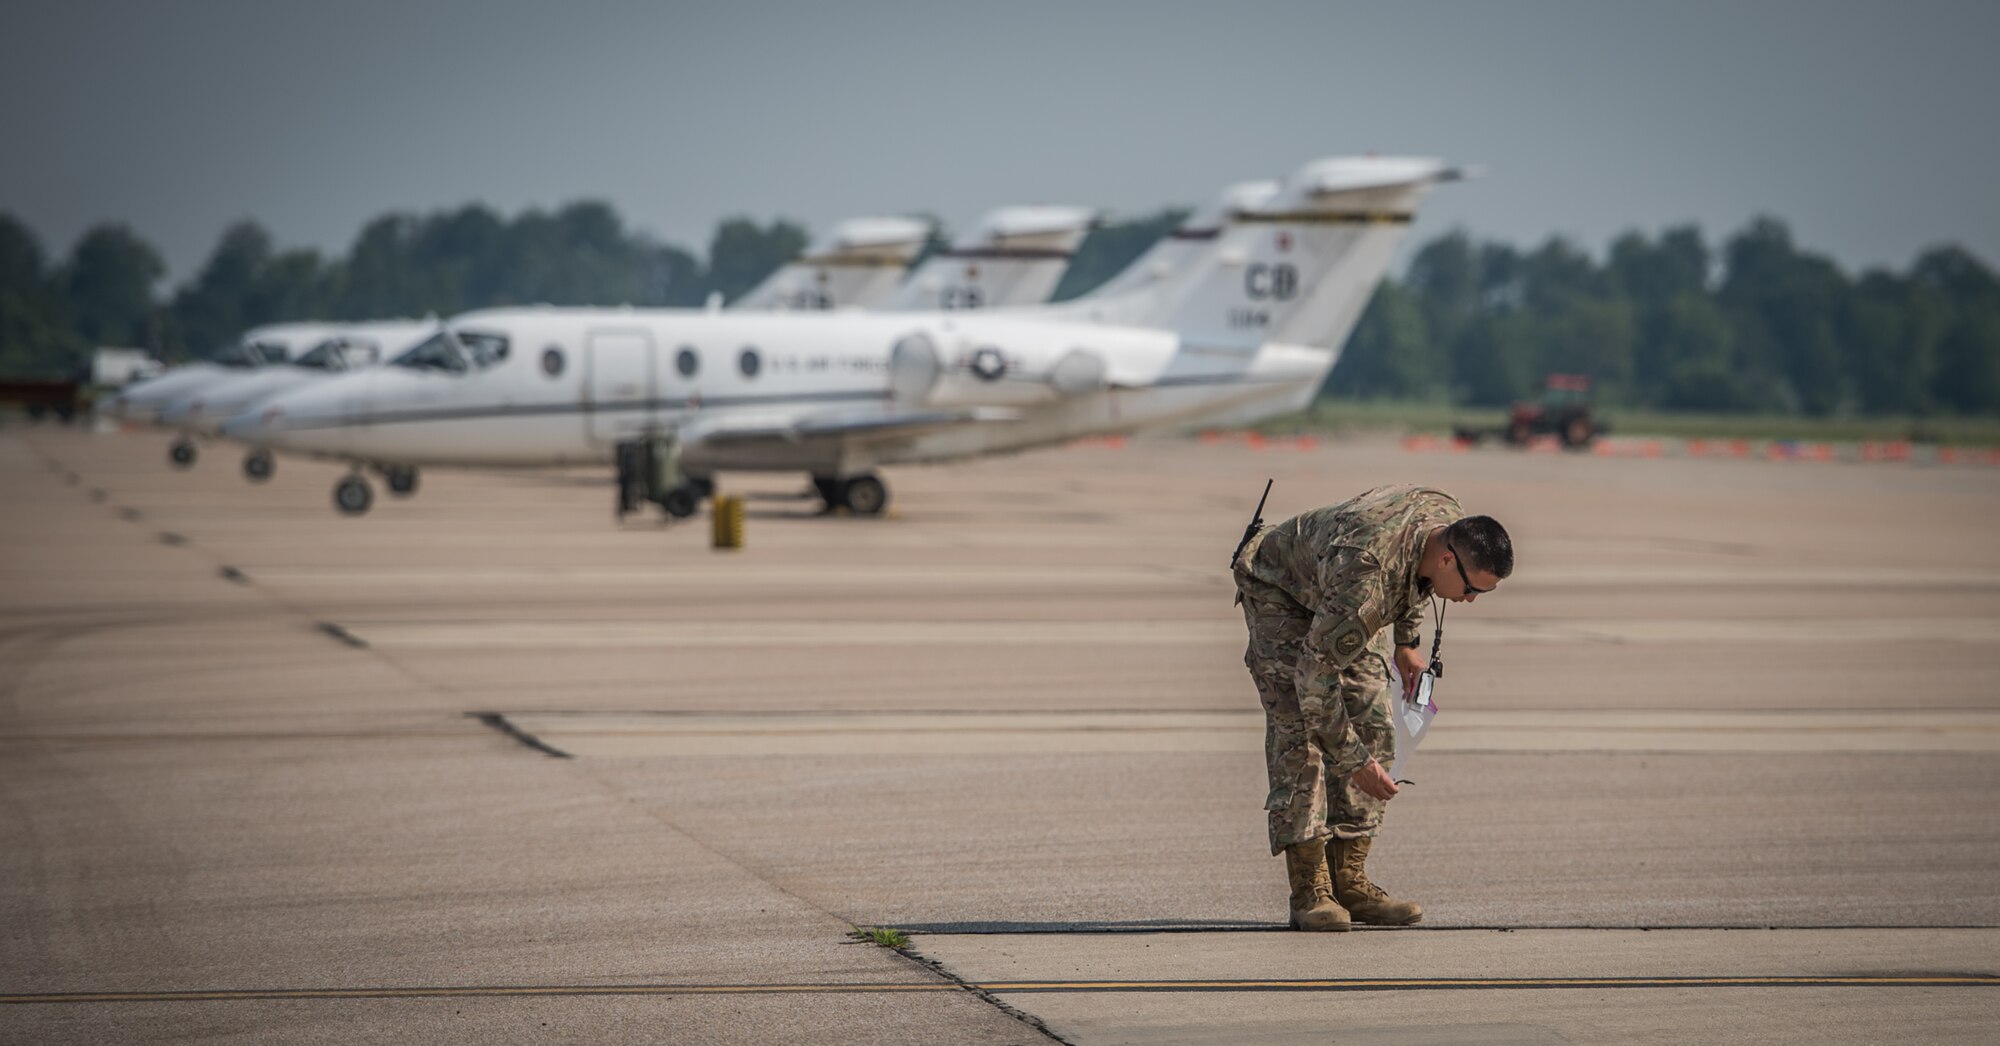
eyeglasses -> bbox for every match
[1447,540,1494,595]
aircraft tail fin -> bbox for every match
[731,217,930,311]
[878,205,1097,311]
[1059,157,1461,351]
[1073,180,1281,303]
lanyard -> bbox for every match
[1428,597,1446,679]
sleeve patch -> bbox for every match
[1326,618,1370,667]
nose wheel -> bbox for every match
[333,473,374,516]
[169,439,197,469]
[242,450,274,483]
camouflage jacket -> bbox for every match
[1237,485,1464,664]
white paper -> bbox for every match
[1387,666,1438,781]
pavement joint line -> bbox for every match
[316,622,369,649]
[8,975,1997,1006]
[895,924,2000,934]
[466,712,573,759]
[0,731,481,743]
[888,944,1075,1045]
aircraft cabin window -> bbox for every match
[541,346,565,378]
[677,347,699,377]
[390,331,469,374]
[739,347,761,379]
[459,331,511,369]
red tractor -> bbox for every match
[1455,374,1604,449]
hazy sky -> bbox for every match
[4,0,1993,284]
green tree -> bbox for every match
[1326,282,1440,400]
[331,213,420,319]
[171,220,277,356]
[1915,247,2000,414]
[635,239,707,307]
[0,213,47,295]
[1646,294,1745,410]
[1841,271,1937,415]
[60,223,164,348]
[1719,217,1850,415]
[0,215,88,377]
[708,217,809,304]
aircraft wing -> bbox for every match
[681,404,1019,449]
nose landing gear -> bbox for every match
[242,450,274,483]
[615,436,708,521]
[169,439,197,469]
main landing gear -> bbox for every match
[333,472,373,516]
[615,436,709,521]
[330,464,419,516]
[813,473,889,516]
[169,438,197,469]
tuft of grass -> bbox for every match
[849,926,910,950]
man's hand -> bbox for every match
[1353,759,1399,800]
[1393,645,1427,695]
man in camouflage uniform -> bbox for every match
[1232,485,1513,931]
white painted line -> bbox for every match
[343,616,2000,649]
[504,710,2000,758]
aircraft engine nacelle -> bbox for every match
[889,328,1167,409]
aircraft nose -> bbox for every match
[221,406,279,441]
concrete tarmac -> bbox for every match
[2,424,1997,1044]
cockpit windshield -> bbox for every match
[391,331,469,374]
[294,340,344,370]
[390,330,510,375]
[215,339,292,367]
[296,338,381,372]
[213,343,258,367]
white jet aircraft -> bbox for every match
[198,207,1092,491]
[155,320,439,478]
[108,322,357,428]
[225,156,1459,517]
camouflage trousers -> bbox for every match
[1235,571,1396,855]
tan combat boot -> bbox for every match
[1329,836,1422,925]
[1283,841,1351,931]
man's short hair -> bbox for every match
[1446,516,1513,579]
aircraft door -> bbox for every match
[586,329,660,444]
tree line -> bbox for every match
[3,201,1995,417]
[1332,220,2000,416]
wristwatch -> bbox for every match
[1395,635,1422,649]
